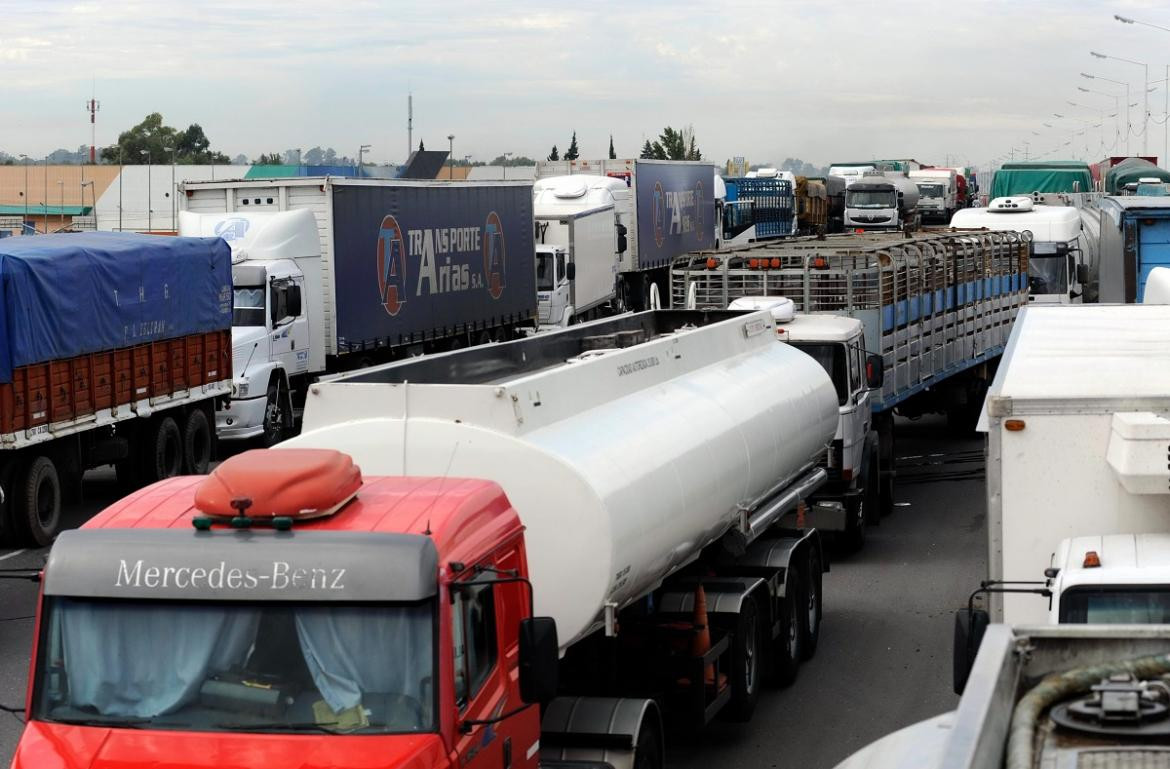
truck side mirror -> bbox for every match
[952,607,989,695]
[616,224,628,254]
[287,285,302,317]
[865,354,884,389]
[518,617,559,704]
[566,262,576,281]
[1076,263,1089,285]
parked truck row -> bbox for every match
[9,309,843,769]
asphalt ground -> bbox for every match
[0,415,985,768]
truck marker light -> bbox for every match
[1005,419,1026,432]
[1083,551,1102,568]
[706,258,718,270]
[771,258,781,268]
[749,258,760,269]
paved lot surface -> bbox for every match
[0,416,985,768]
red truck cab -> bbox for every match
[11,449,557,769]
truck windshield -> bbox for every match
[916,183,944,198]
[1059,586,1170,623]
[233,286,266,327]
[790,342,848,405]
[33,597,436,735]
[536,253,557,291]
[846,190,895,209]
[1027,254,1067,294]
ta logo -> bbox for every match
[377,215,408,316]
[483,211,506,300]
[653,180,665,248]
[214,217,250,242]
[694,180,706,242]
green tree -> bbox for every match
[639,140,655,160]
[645,126,701,161]
[254,152,284,165]
[548,145,559,161]
[564,131,579,160]
[99,113,229,164]
[608,135,617,160]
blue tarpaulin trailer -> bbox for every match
[1098,196,1170,302]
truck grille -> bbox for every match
[1076,749,1170,769]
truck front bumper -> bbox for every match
[216,395,268,441]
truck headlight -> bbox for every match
[235,382,248,398]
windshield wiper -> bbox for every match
[215,720,386,733]
[49,716,186,729]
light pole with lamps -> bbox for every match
[1068,101,1109,153]
[140,149,151,233]
[57,180,64,232]
[447,135,455,180]
[502,151,513,180]
[1078,85,1123,151]
[1090,51,1149,154]
[19,154,28,233]
[357,144,371,174]
[1082,72,1131,153]
[81,180,96,230]
[163,145,175,231]
[1114,14,1170,164]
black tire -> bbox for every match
[632,718,663,769]
[725,595,763,722]
[768,573,802,687]
[881,471,896,517]
[0,460,18,548]
[262,380,288,447]
[842,494,866,553]
[863,452,881,526]
[19,456,60,547]
[183,408,213,475]
[800,548,823,659]
[145,416,183,483]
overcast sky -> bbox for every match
[4,0,1170,168]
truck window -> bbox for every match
[452,582,498,708]
[270,281,297,326]
[849,343,861,396]
[846,190,896,209]
[1059,586,1170,624]
[33,596,437,734]
[536,253,556,291]
[1028,244,1069,294]
[233,286,265,327]
[790,343,848,405]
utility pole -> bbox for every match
[19,155,28,233]
[358,144,371,174]
[407,93,413,159]
[57,180,64,232]
[165,145,176,231]
[118,147,123,231]
[141,149,151,232]
[85,96,100,164]
[43,156,48,233]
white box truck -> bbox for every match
[976,303,1170,630]
[908,167,957,222]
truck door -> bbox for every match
[1138,215,1170,301]
[453,551,540,769]
[270,277,310,376]
[845,340,871,474]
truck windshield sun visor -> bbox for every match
[43,529,439,602]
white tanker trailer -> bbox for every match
[845,171,922,231]
[284,308,839,734]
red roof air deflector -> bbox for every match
[194,449,363,519]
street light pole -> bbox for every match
[19,155,28,233]
[1114,14,1170,163]
[358,144,371,175]
[57,180,64,232]
[1091,51,1149,154]
[1082,72,1131,154]
[118,147,123,232]
[140,149,151,232]
[43,156,48,233]
[163,145,175,232]
[447,135,455,180]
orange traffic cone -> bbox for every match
[691,584,722,688]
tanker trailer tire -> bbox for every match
[725,595,763,722]
[633,718,663,769]
[799,548,823,659]
[182,408,212,475]
[19,456,60,547]
[842,495,866,553]
[768,574,803,687]
[147,416,183,483]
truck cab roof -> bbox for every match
[82,457,522,569]
[1054,533,1170,590]
[951,200,1083,242]
[777,314,864,343]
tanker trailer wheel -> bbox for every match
[863,452,882,527]
[146,416,183,482]
[842,495,866,553]
[767,574,803,687]
[633,718,663,769]
[19,456,60,547]
[182,408,212,475]
[725,595,763,722]
[799,548,823,659]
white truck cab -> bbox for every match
[729,297,883,549]
[1047,533,1170,623]
[178,210,324,443]
[951,197,1091,303]
[532,176,623,327]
